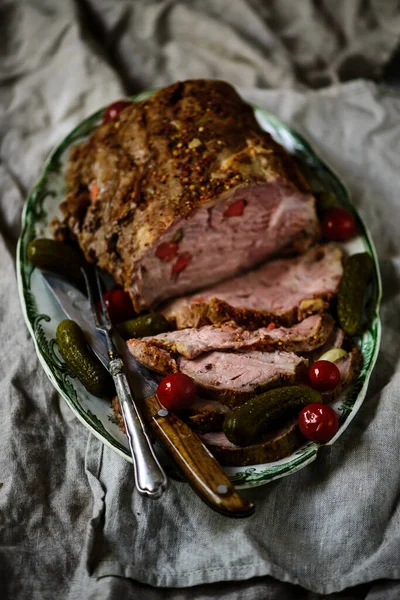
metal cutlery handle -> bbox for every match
[80,268,168,499]
[110,359,168,499]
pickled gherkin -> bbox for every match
[315,190,338,213]
[223,385,322,446]
[56,320,113,397]
[337,252,374,336]
[27,238,86,287]
[117,312,169,339]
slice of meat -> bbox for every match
[309,326,346,362]
[200,419,304,465]
[139,313,334,358]
[127,338,308,406]
[180,351,308,406]
[58,80,319,311]
[126,339,179,375]
[162,244,343,329]
[125,341,178,375]
[184,398,230,433]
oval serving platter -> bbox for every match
[17,90,382,489]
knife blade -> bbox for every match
[42,272,158,400]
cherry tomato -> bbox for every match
[157,373,197,411]
[309,360,340,392]
[155,242,178,262]
[100,289,136,323]
[103,100,132,123]
[321,207,356,242]
[298,403,339,442]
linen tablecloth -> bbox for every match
[1,2,400,599]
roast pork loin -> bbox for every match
[126,339,308,406]
[162,244,343,328]
[113,346,360,462]
[197,348,360,463]
[58,80,320,310]
[134,313,335,359]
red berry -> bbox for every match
[155,242,178,262]
[103,100,131,123]
[100,289,135,323]
[172,252,192,276]
[157,373,197,411]
[298,403,339,443]
[321,207,356,242]
[223,199,246,217]
[309,360,340,392]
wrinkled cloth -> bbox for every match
[2,1,400,600]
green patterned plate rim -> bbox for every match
[17,89,382,489]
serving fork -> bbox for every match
[47,267,254,515]
[82,268,168,499]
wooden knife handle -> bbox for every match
[141,395,255,518]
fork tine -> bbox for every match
[95,268,112,329]
[81,267,101,329]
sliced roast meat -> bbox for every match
[309,327,346,362]
[57,80,319,311]
[200,419,304,465]
[184,398,230,433]
[126,340,179,375]
[198,350,361,465]
[180,351,308,406]
[304,326,346,365]
[139,313,334,358]
[127,337,308,406]
[112,394,229,435]
[163,244,343,329]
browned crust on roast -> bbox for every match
[186,411,227,434]
[200,419,304,466]
[172,296,331,330]
[148,313,335,357]
[126,339,178,375]
[112,396,126,433]
[56,79,315,308]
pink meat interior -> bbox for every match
[163,244,342,320]
[130,182,317,309]
[178,350,306,393]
